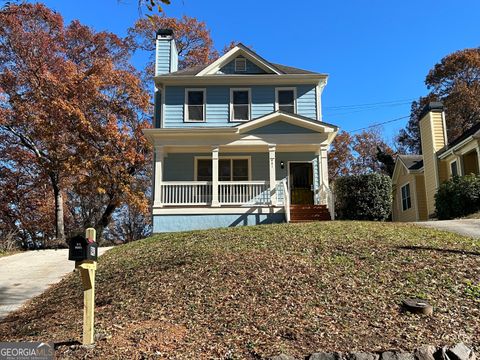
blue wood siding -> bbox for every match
[246,121,317,135]
[155,39,171,75]
[218,57,266,74]
[251,86,275,119]
[163,152,318,186]
[163,85,318,127]
[297,85,317,119]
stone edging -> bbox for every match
[271,343,477,360]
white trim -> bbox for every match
[315,85,320,121]
[153,206,284,215]
[234,57,247,72]
[287,161,314,203]
[194,156,252,181]
[196,44,283,76]
[275,87,297,114]
[160,85,165,128]
[438,135,479,159]
[184,88,206,123]
[229,88,251,122]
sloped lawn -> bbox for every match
[0,221,479,359]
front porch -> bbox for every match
[143,111,338,232]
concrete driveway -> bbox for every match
[0,247,111,320]
[416,219,480,238]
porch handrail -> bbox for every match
[282,179,291,223]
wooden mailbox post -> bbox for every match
[68,227,98,345]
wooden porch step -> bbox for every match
[289,204,331,222]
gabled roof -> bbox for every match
[392,154,424,183]
[161,44,325,77]
[398,155,424,171]
[236,111,338,138]
[197,43,284,76]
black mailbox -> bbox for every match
[68,235,98,262]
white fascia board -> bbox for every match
[196,45,283,76]
[236,112,338,134]
[154,74,327,87]
[438,135,475,159]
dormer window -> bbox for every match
[235,58,247,72]
[276,88,297,114]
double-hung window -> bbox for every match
[230,89,250,121]
[196,158,249,181]
[185,89,206,122]
[401,183,412,211]
[276,88,296,114]
[235,58,247,72]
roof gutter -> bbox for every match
[437,135,475,159]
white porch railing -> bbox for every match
[161,182,212,205]
[218,181,270,205]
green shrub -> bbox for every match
[435,174,480,219]
[334,173,392,221]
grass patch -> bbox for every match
[0,221,479,359]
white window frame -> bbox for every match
[400,182,412,212]
[449,159,458,177]
[235,57,247,72]
[184,88,206,123]
[194,156,252,181]
[229,88,251,122]
[275,87,297,114]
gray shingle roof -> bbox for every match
[162,62,322,77]
[398,154,424,171]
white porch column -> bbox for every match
[455,153,464,176]
[315,146,329,205]
[268,145,277,206]
[153,146,164,208]
[211,146,220,207]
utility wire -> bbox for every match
[324,98,416,110]
[348,115,410,133]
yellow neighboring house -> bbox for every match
[392,102,480,222]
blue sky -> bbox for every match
[34,0,480,145]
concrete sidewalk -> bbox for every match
[416,219,480,238]
[0,247,111,320]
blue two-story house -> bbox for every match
[143,29,338,232]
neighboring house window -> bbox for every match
[230,89,250,121]
[401,183,411,211]
[450,160,458,177]
[196,158,249,181]
[276,88,296,114]
[235,58,247,72]
[185,89,206,122]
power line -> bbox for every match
[324,101,413,117]
[348,115,410,133]
[324,98,416,110]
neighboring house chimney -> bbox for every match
[419,102,448,217]
[155,29,178,75]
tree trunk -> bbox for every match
[95,199,119,241]
[50,175,65,243]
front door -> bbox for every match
[289,162,314,204]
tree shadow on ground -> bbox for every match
[396,245,480,256]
